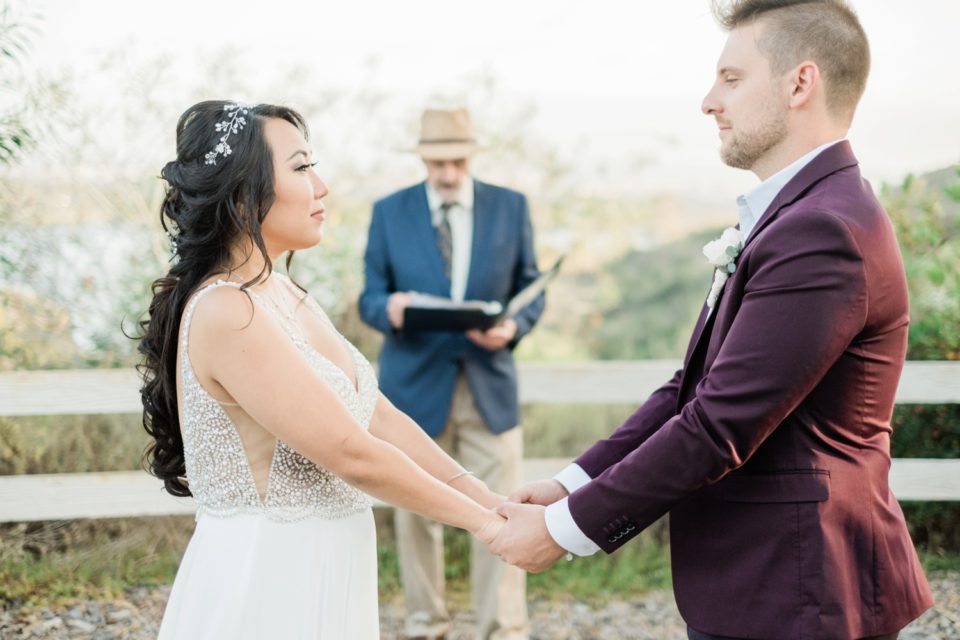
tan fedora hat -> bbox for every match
[415,108,481,160]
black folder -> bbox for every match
[403,255,564,332]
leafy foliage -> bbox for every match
[884,168,960,360]
[0,2,45,165]
[882,166,960,552]
[586,229,713,359]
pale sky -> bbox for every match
[27,0,960,206]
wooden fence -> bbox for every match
[1,361,958,522]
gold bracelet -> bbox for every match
[445,470,475,484]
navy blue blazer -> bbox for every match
[359,180,544,437]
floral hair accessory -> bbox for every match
[702,226,743,311]
[204,103,252,166]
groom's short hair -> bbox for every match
[711,0,870,125]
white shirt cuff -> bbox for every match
[553,463,592,494]
[545,496,601,556]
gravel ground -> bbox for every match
[2,573,957,639]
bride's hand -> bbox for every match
[479,488,507,510]
[446,472,506,510]
[472,508,506,546]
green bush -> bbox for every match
[885,167,960,552]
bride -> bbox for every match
[138,101,506,639]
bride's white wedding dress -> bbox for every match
[158,279,380,639]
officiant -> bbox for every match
[359,107,543,640]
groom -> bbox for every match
[491,1,933,639]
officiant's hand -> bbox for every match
[466,319,517,351]
[508,479,568,507]
[490,502,566,573]
[387,292,412,329]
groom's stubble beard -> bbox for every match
[720,91,788,171]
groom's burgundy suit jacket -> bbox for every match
[567,142,932,639]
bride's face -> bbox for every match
[260,118,329,255]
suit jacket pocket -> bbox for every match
[721,469,830,503]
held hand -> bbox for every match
[472,508,507,546]
[445,470,505,510]
[466,319,518,351]
[490,502,566,573]
[508,479,569,506]
[479,489,508,511]
[387,292,412,329]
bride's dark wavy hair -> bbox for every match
[137,100,308,497]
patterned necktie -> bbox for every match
[436,202,454,279]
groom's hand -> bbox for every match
[490,502,566,573]
[508,479,568,506]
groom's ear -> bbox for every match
[786,61,820,111]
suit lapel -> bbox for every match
[676,141,860,405]
[409,182,451,293]
[464,180,491,300]
[677,294,719,406]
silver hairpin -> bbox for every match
[204,103,252,166]
[166,230,179,257]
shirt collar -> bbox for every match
[426,177,474,225]
[737,139,843,239]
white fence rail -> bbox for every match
[3,361,960,416]
[1,362,958,522]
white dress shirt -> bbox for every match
[544,139,845,556]
[736,140,844,240]
[425,178,474,303]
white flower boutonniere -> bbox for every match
[702,227,744,311]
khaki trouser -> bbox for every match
[396,376,529,640]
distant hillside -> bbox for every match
[920,165,960,219]
[583,228,717,360]
[582,163,960,361]
[884,164,960,221]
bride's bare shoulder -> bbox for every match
[185,280,258,334]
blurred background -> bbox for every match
[1,0,958,636]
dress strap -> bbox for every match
[179,280,245,396]
[179,280,243,354]
[275,273,337,332]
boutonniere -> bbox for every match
[702,227,744,310]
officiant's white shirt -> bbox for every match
[426,177,474,303]
[545,140,844,557]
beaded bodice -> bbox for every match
[178,279,375,521]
